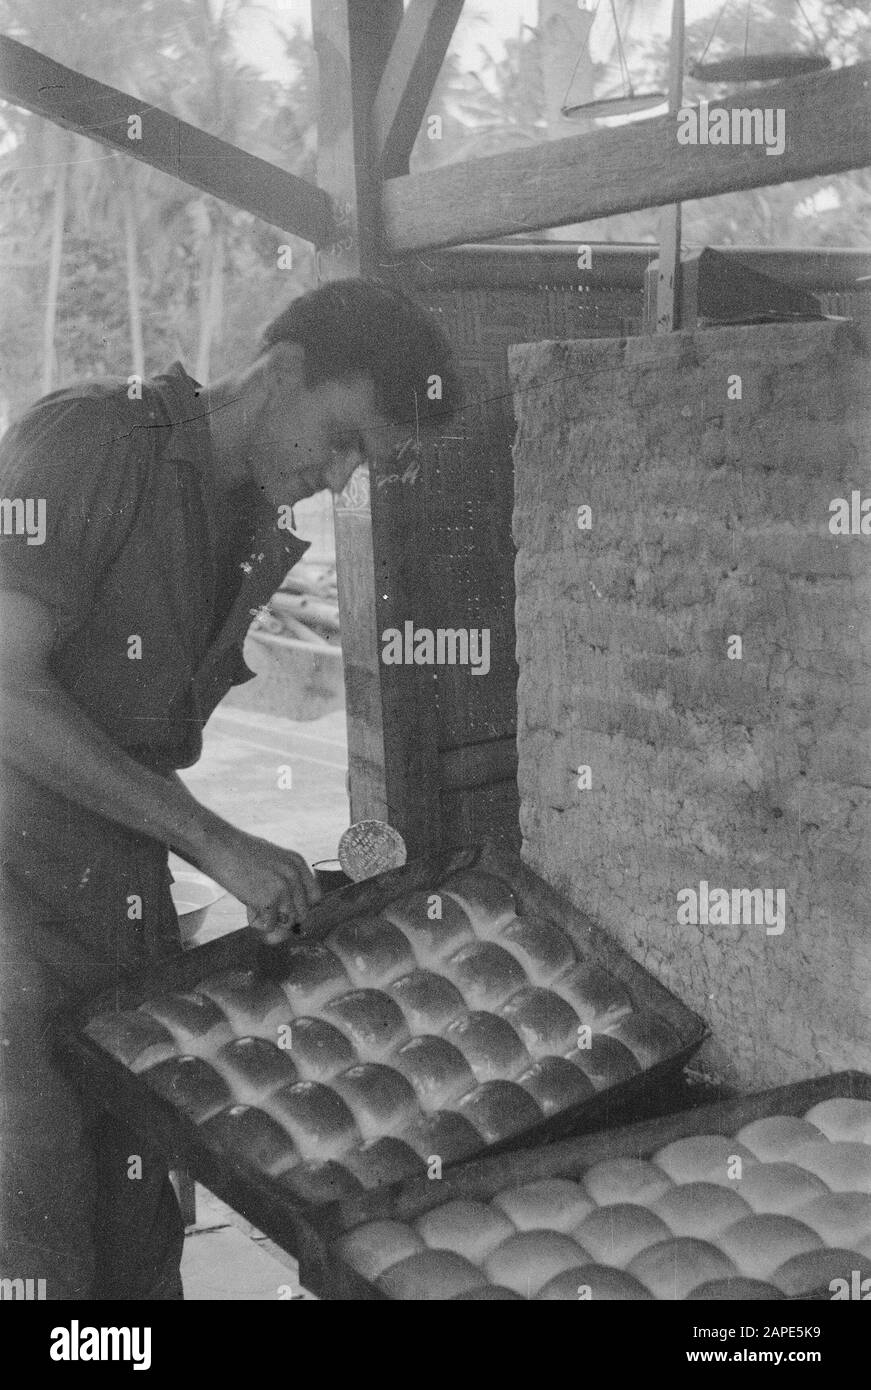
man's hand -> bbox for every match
[196,824,323,944]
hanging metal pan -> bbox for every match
[561,91,667,119]
[689,52,830,83]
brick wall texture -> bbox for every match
[510,321,871,1089]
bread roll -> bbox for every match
[379,1249,487,1300]
[551,963,632,1031]
[628,1238,737,1300]
[200,1103,299,1176]
[493,1179,593,1234]
[730,1161,828,1215]
[277,1158,364,1205]
[496,916,577,984]
[323,989,409,1060]
[498,986,581,1059]
[771,1247,871,1297]
[653,1135,758,1186]
[443,1012,530,1082]
[568,1035,640,1090]
[574,1203,672,1267]
[399,1109,481,1165]
[444,941,526,1010]
[390,1036,476,1109]
[330,1062,419,1138]
[796,1191,871,1246]
[485,1230,588,1297]
[804,1097,871,1144]
[214,1036,299,1104]
[416,1199,515,1262]
[144,1054,232,1124]
[85,1009,177,1073]
[266,1079,360,1160]
[583,1158,673,1207]
[381,892,474,962]
[718,1214,821,1279]
[653,1182,751,1239]
[456,1080,543,1145]
[516,1057,596,1117]
[327,915,415,988]
[440,869,517,936]
[688,1278,786,1301]
[387,969,466,1034]
[338,1220,425,1281]
[536,1265,653,1301]
[452,1285,524,1300]
[277,942,351,1013]
[138,992,232,1056]
[791,1139,871,1193]
[285,1016,356,1080]
[342,1136,426,1189]
[198,970,294,1039]
[605,1011,681,1069]
[735,1114,824,1162]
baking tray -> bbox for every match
[53,840,707,1280]
[319,1070,871,1300]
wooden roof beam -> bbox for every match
[0,35,335,245]
[382,61,871,252]
[372,0,464,177]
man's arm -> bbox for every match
[0,589,321,939]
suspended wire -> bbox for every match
[697,0,730,66]
[559,0,602,112]
[743,0,752,60]
[795,0,824,55]
[608,0,631,94]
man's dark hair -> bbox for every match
[259,277,460,428]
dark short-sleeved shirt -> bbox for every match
[0,363,309,988]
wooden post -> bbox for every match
[656,0,685,332]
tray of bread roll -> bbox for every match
[56,842,705,1275]
[323,1071,871,1300]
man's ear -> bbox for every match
[262,340,306,402]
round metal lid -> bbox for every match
[337,820,408,881]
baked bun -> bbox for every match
[605,1011,681,1068]
[379,1249,487,1300]
[498,986,581,1059]
[551,963,632,1031]
[338,1220,425,1281]
[390,1036,476,1109]
[804,1097,871,1144]
[138,992,232,1055]
[444,941,526,1010]
[399,1110,481,1165]
[796,1192,871,1245]
[381,893,473,962]
[416,1199,515,1262]
[266,1080,360,1160]
[198,970,293,1039]
[330,1062,418,1137]
[342,1136,426,1189]
[569,1035,640,1090]
[323,989,409,1059]
[443,1012,530,1081]
[583,1158,673,1207]
[688,1277,786,1300]
[143,1055,232,1124]
[574,1203,672,1267]
[285,1016,356,1080]
[440,869,517,936]
[731,1161,828,1215]
[653,1135,758,1186]
[327,915,415,988]
[214,1036,299,1103]
[771,1247,871,1297]
[536,1265,653,1301]
[516,1057,596,1117]
[735,1114,824,1161]
[277,943,350,1013]
[652,1182,751,1239]
[485,1230,588,1297]
[200,1103,299,1176]
[277,1159,364,1205]
[791,1139,871,1193]
[387,970,466,1033]
[719,1214,822,1280]
[85,1010,177,1073]
[493,1179,593,1234]
[452,1285,524,1300]
[456,1080,542,1144]
[496,916,577,984]
[628,1238,737,1300]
